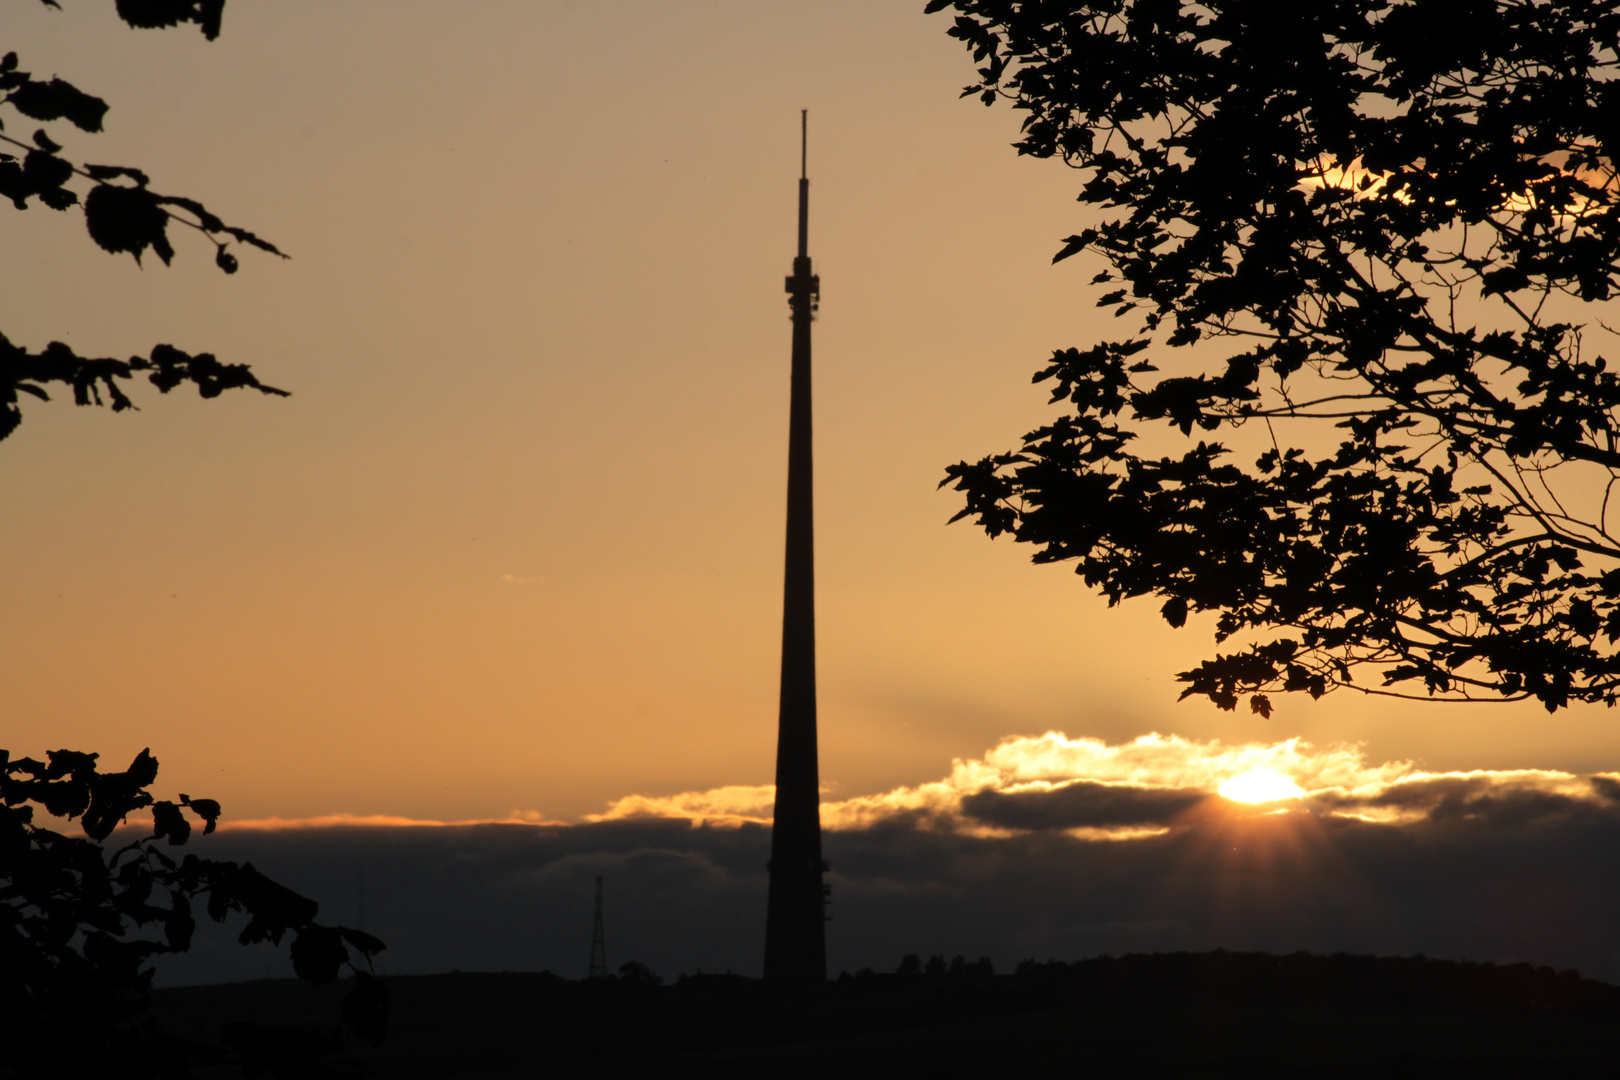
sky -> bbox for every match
[7,1,1620,982]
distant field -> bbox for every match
[153,952,1620,1078]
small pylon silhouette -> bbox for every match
[587,875,607,979]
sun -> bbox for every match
[1219,768,1305,804]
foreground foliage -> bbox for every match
[0,747,386,1079]
[935,0,1620,712]
[3,12,370,1072]
[1,0,285,443]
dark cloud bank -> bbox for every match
[152,781,1620,987]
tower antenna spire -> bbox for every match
[765,111,827,985]
[797,110,809,259]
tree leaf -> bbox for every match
[6,77,108,132]
[84,183,173,264]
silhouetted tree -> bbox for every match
[934,0,1620,712]
[947,955,995,978]
[616,960,664,988]
[1,747,387,1079]
[1,0,286,443]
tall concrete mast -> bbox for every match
[764,109,826,985]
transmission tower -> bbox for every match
[764,109,828,985]
[587,875,608,979]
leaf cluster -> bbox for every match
[0,336,287,442]
[1,747,387,1079]
[38,1,226,41]
[934,0,1620,712]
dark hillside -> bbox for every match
[153,951,1620,1078]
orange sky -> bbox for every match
[5,1,1617,826]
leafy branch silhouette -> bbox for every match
[1,0,287,443]
[934,0,1620,713]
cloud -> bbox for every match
[222,812,566,830]
[141,732,1620,990]
[588,784,776,828]
[813,731,1435,836]
[959,780,1208,831]
[1310,769,1604,825]
[574,732,1611,839]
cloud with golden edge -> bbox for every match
[585,732,1618,839]
[180,734,1618,840]
[586,784,778,828]
[219,811,568,831]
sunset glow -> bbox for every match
[8,3,1616,832]
[557,732,1615,841]
[1218,769,1306,804]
